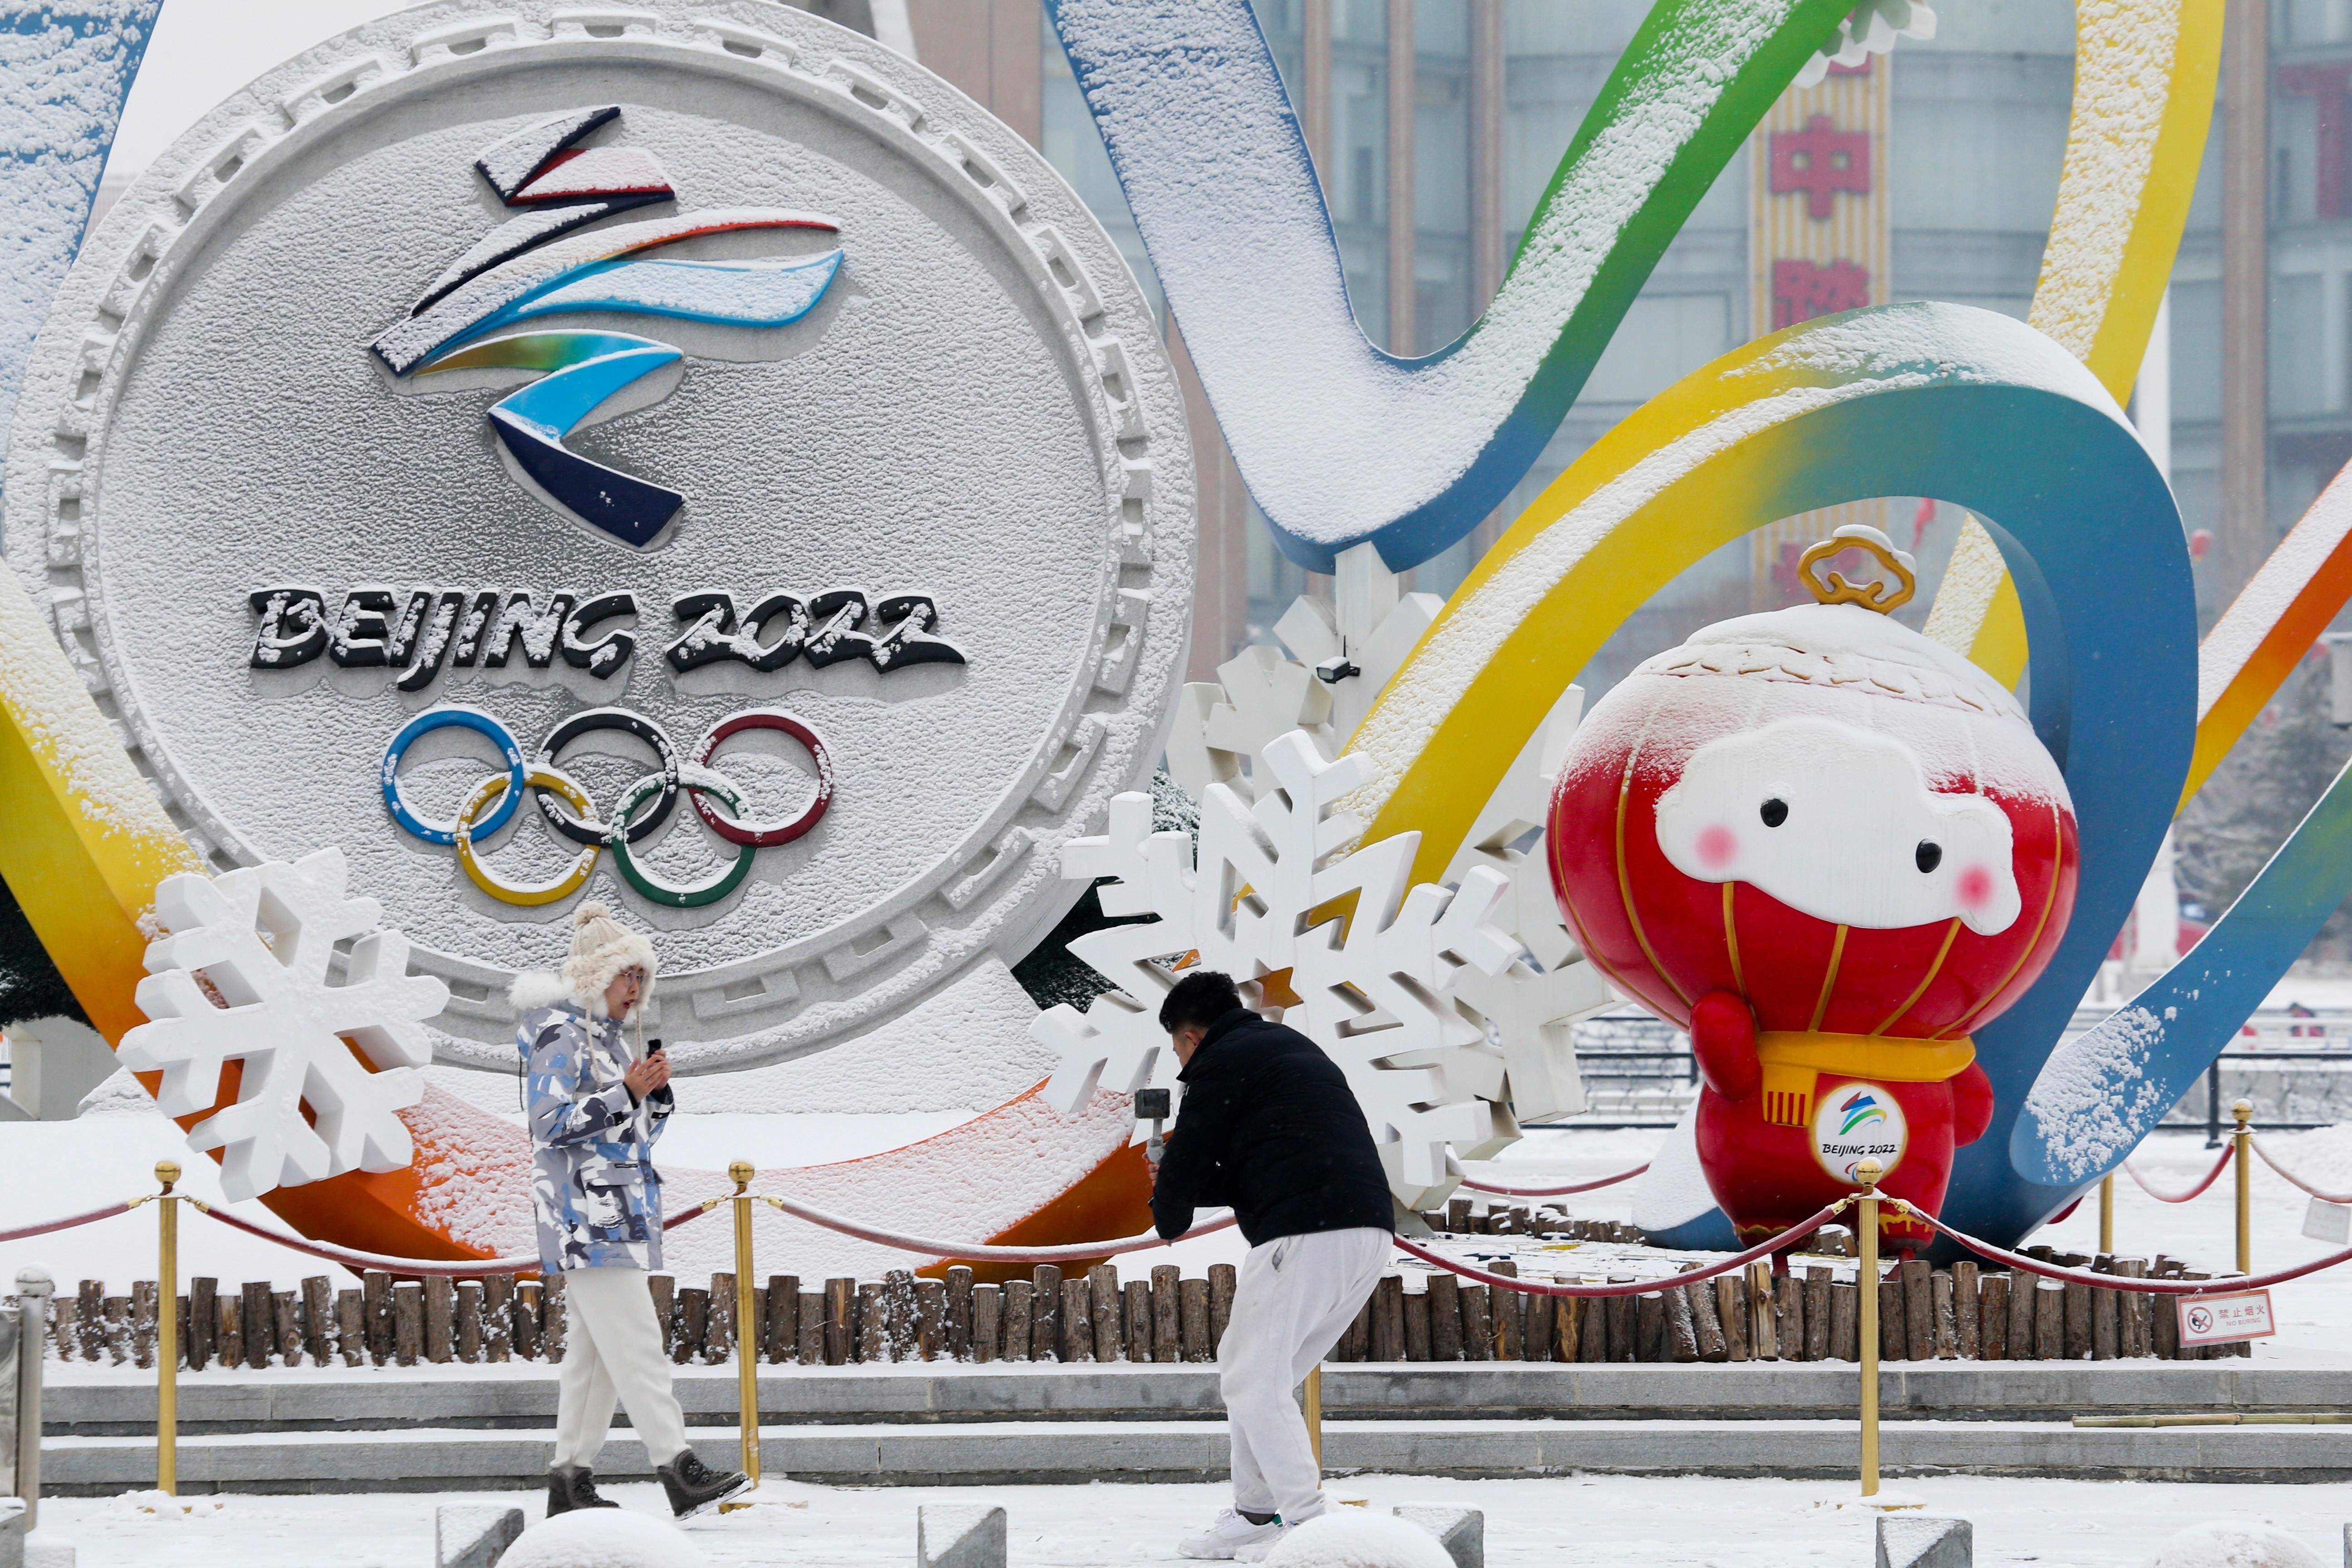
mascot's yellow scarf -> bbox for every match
[1753,1033,1975,1127]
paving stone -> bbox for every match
[918,1504,1005,1568]
[1393,1504,1482,1568]
[1878,1516,1971,1568]
[436,1504,524,1568]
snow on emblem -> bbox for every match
[118,848,450,1201]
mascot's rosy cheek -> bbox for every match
[1547,537,2077,1252]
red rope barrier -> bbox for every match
[1903,1203,2352,1294]
[2250,1138,2352,1205]
[2120,1147,2233,1204]
[191,1198,716,1278]
[0,1199,136,1245]
[1455,1163,1651,1198]
[1394,1200,1851,1298]
[188,1186,1221,1276]
[758,1191,1238,1262]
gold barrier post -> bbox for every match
[1303,1364,1323,1470]
[726,1160,760,1502]
[2098,1172,2115,1254]
[1855,1159,1882,1498]
[155,1161,180,1496]
[2232,1100,2254,1275]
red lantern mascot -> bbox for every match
[1546,527,2077,1251]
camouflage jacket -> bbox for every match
[521,1001,671,1273]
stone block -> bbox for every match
[0,1499,22,1568]
[1394,1505,1483,1568]
[7,1017,115,1121]
[436,1504,524,1568]
[918,1504,1006,1568]
[1878,1515,1970,1568]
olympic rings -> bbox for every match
[611,773,760,907]
[534,708,681,848]
[379,703,834,908]
[380,706,528,846]
[692,709,833,847]
[456,767,601,906]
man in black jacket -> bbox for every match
[1152,970,1393,1561]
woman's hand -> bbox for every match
[623,1050,671,1103]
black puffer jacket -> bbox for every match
[1151,1007,1395,1246]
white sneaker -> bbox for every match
[1232,1521,1299,1563]
[1179,1509,1282,1560]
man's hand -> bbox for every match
[624,1051,671,1103]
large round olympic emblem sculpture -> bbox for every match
[5,0,1194,1095]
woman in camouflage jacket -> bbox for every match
[513,901,747,1519]
[519,970,671,1271]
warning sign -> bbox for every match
[2176,1290,2276,1348]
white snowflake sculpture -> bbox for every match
[118,847,449,1202]
[1152,550,1617,1186]
[1164,543,1442,802]
[1038,730,1524,1210]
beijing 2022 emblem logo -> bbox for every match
[14,1,1192,1063]
[370,106,842,549]
[1811,1083,1909,1181]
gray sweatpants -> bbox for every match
[1215,1227,1390,1522]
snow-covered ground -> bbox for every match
[12,1113,2352,1565]
[31,1473,2352,1568]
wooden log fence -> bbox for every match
[21,1245,2251,1369]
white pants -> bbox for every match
[553,1265,690,1471]
[1216,1227,1390,1523]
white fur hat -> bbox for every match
[509,900,657,1019]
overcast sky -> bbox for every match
[108,0,445,182]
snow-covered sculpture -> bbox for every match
[1162,543,1610,1135]
[1548,530,2078,1248]
[118,848,449,1202]
[1439,682,1611,1126]
[1165,546,1441,803]
[1046,0,1901,573]
[1038,729,1533,1210]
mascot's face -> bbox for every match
[1653,716,2021,936]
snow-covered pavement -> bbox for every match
[33,1472,2352,1568]
[14,1112,2352,1568]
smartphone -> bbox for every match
[647,1038,666,1056]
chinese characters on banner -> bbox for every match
[1749,59,1893,608]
